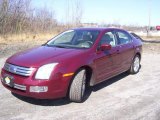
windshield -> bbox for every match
[47,30,100,49]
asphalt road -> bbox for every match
[0,44,160,120]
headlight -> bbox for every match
[35,63,58,80]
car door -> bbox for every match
[94,31,122,84]
[115,30,135,71]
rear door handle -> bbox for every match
[117,49,120,54]
[117,45,122,54]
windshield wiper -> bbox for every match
[54,45,67,48]
[45,44,86,49]
[47,44,71,48]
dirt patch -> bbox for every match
[0,42,40,58]
[143,43,160,54]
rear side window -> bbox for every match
[117,31,132,45]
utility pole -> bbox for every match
[148,0,152,36]
[66,0,70,29]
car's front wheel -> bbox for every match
[69,69,86,102]
[129,55,140,74]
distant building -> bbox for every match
[82,23,98,27]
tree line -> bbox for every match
[0,0,151,36]
[0,0,84,35]
[0,0,59,35]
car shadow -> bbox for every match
[91,72,129,92]
[12,87,93,105]
[12,92,70,106]
[91,65,142,92]
[12,72,133,106]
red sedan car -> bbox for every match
[1,28,142,102]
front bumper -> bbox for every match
[1,69,72,99]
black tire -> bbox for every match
[129,55,140,74]
[69,69,86,102]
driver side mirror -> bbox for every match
[100,44,111,51]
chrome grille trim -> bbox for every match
[4,63,35,77]
[14,83,26,91]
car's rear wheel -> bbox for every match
[69,69,86,102]
[129,55,140,74]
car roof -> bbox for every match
[73,27,126,32]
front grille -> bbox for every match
[4,63,35,77]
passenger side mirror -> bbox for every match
[100,44,111,51]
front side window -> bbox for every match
[47,30,100,49]
[99,31,116,47]
[117,31,131,45]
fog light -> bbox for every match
[30,86,48,93]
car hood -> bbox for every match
[7,46,85,67]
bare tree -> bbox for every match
[34,7,57,33]
[65,0,83,27]
[0,0,10,34]
[0,0,57,35]
[71,0,83,26]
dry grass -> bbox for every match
[0,33,160,45]
[0,32,58,45]
[141,36,160,40]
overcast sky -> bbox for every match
[32,0,159,26]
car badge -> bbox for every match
[9,66,17,73]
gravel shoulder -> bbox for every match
[0,42,160,120]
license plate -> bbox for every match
[3,75,14,87]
